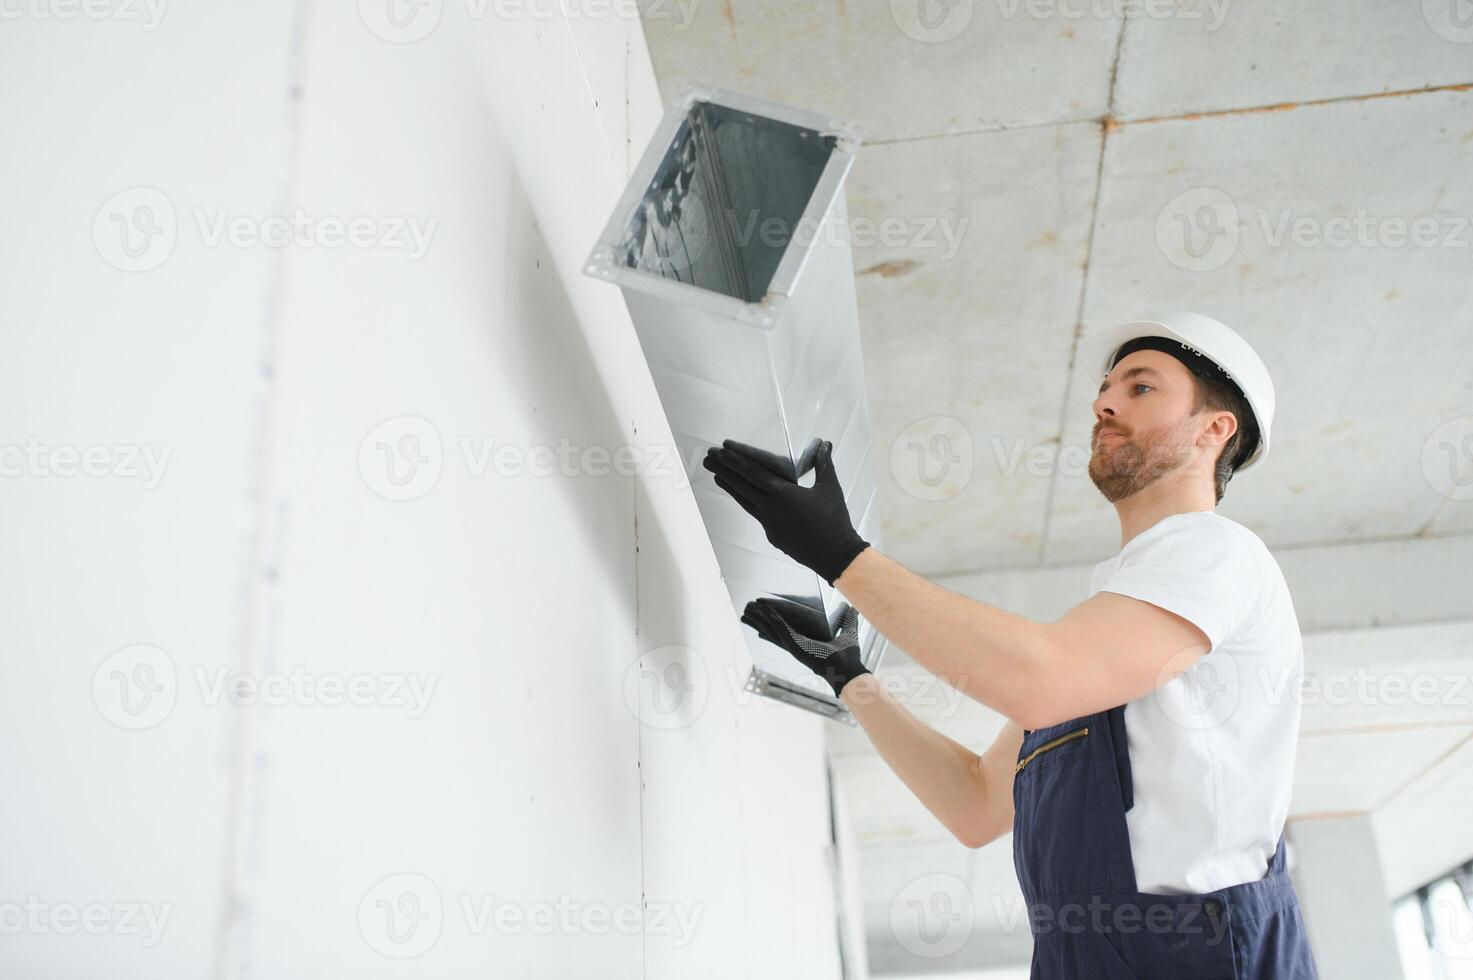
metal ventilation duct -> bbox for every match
[585,85,885,724]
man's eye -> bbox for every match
[1134,384,1152,394]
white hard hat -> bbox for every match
[1081,312,1276,473]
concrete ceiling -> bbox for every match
[640,2,1473,972]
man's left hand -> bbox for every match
[702,438,870,586]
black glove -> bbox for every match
[741,595,870,698]
[702,438,870,586]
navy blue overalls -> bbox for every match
[1012,704,1320,978]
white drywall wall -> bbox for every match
[0,3,298,976]
[0,5,844,979]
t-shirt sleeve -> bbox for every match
[1095,518,1260,653]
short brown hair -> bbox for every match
[1191,373,1258,504]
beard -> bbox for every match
[1088,417,1197,502]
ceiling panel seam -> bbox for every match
[1037,16,1130,566]
[1114,80,1473,128]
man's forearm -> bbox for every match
[839,673,991,846]
[834,547,1052,726]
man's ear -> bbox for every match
[1202,409,1238,457]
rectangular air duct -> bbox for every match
[585,85,886,724]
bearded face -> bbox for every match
[1087,414,1199,502]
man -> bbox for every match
[704,312,1320,978]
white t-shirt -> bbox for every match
[1088,510,1303,895]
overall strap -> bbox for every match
[1268,832,1288,875]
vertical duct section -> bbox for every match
[587,86,885,723]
